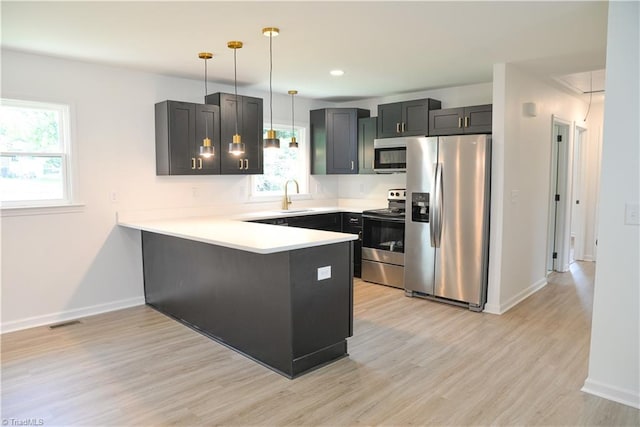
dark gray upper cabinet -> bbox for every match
[155,100,221,175]
[310,108,370,175]
[206,92,264,175]
[377,98,442,138]
[429,104,493,135]
[358,116,377,174]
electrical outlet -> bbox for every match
[317,266,331,281]
[110,191,118,203]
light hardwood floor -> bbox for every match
[2,261,639,426]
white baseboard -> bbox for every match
[484,278,548,315]
[482,302,501,314]
[582,377,640,409]
[1,296,145,334]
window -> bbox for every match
[252,124,308,197]
[0,99,73,207]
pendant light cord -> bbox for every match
[583,71,593,122]
[204,58,209,138]
[269,32,274,130]
[234,47,239,136]
[291,93,295,135]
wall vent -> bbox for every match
[49,320,82,329]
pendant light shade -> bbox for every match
[227,41,245,156]
[262,27,280,149]
[198,52,215,158]
[288,90,298,149]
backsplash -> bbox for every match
[338,173,407,199]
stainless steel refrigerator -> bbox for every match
[404,134,491,311]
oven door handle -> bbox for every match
[362,215,406,223]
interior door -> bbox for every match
[547,119,571,272]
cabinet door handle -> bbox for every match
[464,116,469,127]
[197,158,203,169]
[351,160,355,170]
[238,159,244,170]
[402,122,406,133]
[396,123,401,133]
[244,159,249,170]
[458,117,463,128]
[191,157,196,170]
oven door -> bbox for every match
[361,215,405,266]
[373,139,406,173]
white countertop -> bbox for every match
[118,207,365,254]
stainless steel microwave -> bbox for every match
[373,138,407,173]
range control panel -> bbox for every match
[387,189,406,201]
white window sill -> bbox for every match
[1,203,86,217]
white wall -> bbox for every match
[0,49,335,332]
[583,1,640,409]
[486,63,589,313]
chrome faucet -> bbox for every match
[282,179,300,210]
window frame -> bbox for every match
[249,123,310,201]
[0,98,79,211]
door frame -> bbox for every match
[547,116,573,273]
[571,124,588,261]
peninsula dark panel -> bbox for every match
[142,231,353,378]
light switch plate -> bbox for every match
[625,203,640,225]
[317,266,331,281]
[511,189,520,204]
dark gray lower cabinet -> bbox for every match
[286,213,342,232]
[342,213,362,277]
[250,212,362,278]
[142,231,353,378]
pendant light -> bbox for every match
[228,41,245,156]
[288,90,298,149]
[262,27,280,149]
[198,52,215,158]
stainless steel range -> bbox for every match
[361,189,406,288]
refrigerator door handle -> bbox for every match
[433,162,444,248]
[430,163,442,248]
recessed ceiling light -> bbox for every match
[330,69,344,77]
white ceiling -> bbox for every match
[1,1,609,102]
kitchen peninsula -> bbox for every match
[119,213,357,378]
